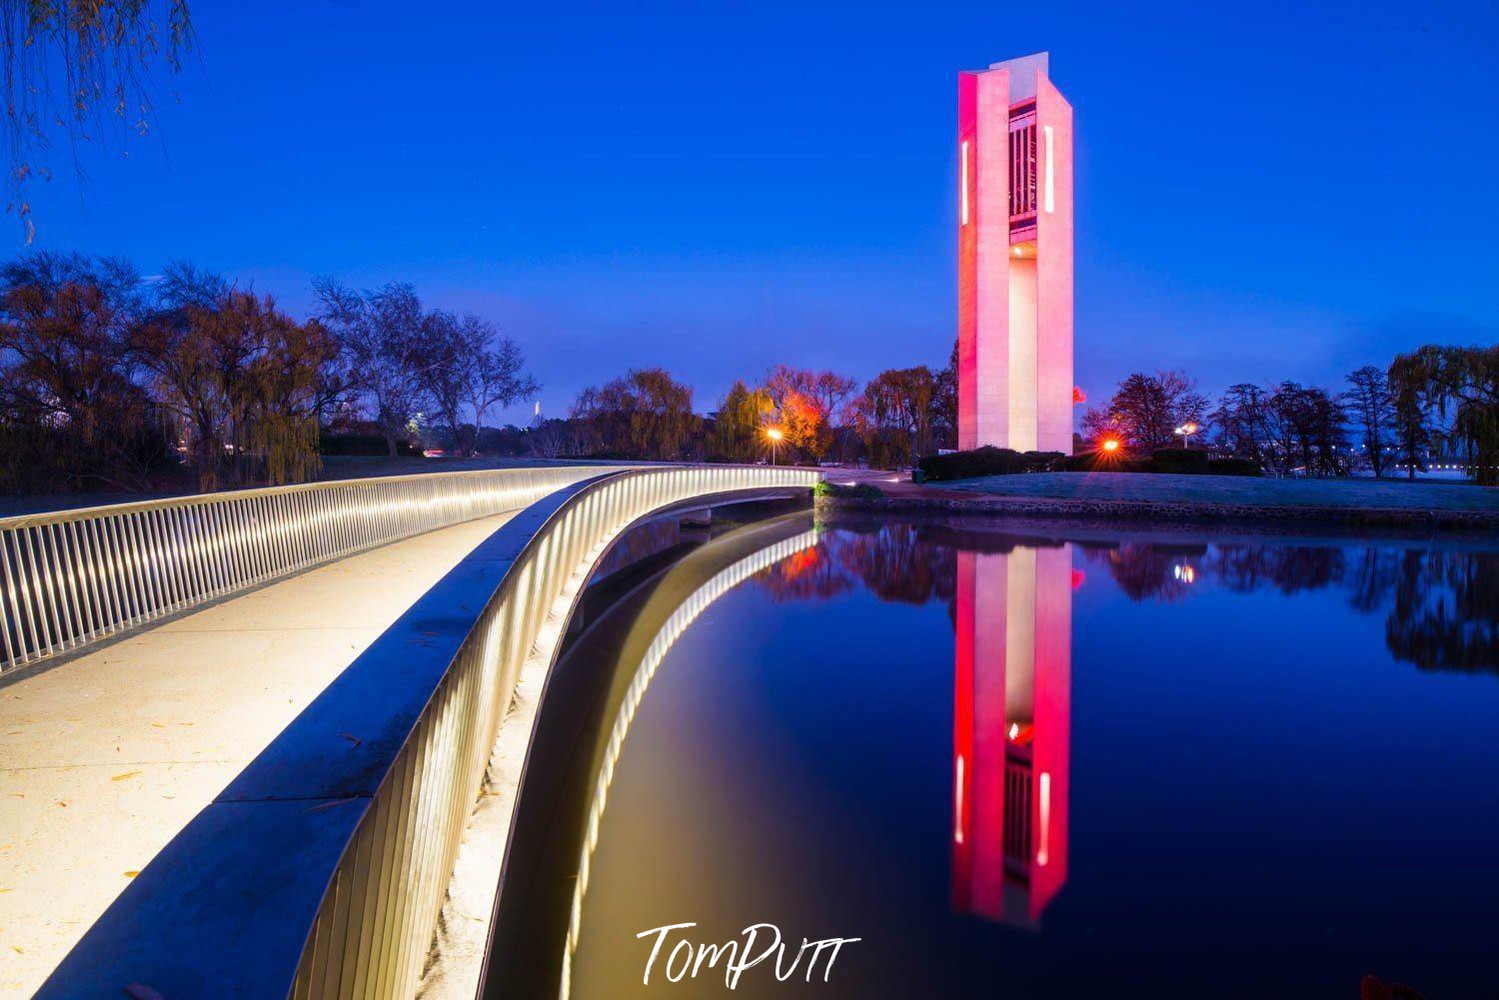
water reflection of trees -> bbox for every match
[754,525,1498,676]
[1082,542,1499,675]
[1385,550,1499,672]
[754,522,956,607]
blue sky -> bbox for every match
[23,0,1499,424]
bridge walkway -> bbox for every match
[0,510,519,999]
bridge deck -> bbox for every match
[0,511,519,998]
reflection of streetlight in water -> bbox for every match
[952,544,1072,930]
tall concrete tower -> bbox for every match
[958,52,1074,454]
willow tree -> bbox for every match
[1387,353,1433,480]
[1392,345,1499,487]
[846,366,938,468]
[136,266,344,489]
[1,0,192,240]
[571,368,696,461]
[710,380,773,462]
[0,251,158,490]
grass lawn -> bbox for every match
[939,472,1499,513]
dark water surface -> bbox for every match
[541,515,1499,999]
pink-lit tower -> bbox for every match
[958,52,1074,453]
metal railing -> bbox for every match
[36,464,820,999]
[0,467,609,677]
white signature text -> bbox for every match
[636,922,861,989]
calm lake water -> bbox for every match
[542,514,1499,999]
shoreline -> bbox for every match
[815,491,1499,534]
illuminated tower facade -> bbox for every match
[958,52,1074,453]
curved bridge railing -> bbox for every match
[0,466,610,678]
[37,464,820,999]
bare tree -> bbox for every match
[812,370,858,418]
[1263,381,1348,477]
[415,310,538,457]
[462,320,539,455]
[1082,370,1207,451]
[314,279,430,457]
[1343,365,1395,477]
[527,418,573,459]
[1211,383,1270,464]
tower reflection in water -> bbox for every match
[951,544,1071,929]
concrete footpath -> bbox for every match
[0,511,518,998]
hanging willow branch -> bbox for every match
[0,0,192,242]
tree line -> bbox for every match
[0,252,538,493]
[1079,346,1498,485]
[6,249,1492,492]
[533,349,958,469]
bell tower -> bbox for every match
[957,52,1074,453]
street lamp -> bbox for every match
[765,427,784,466]
[1174,421,1200,449]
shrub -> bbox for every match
[917,447,1062,482]
[319,433,422,457]
[1206,457,1263,477]
[813,480,883,500]
[1149,448,1210,474]
[1057,451,1151,473]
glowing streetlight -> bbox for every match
[765,426,784,466]
[1174,421,1200,449]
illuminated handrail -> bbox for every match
[0,466,612,677]
[35,464,820,999]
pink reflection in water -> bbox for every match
[952,545,1072,929]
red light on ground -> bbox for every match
[1101,439,1120,453]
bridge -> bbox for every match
[0,464,820,998]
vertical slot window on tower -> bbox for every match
[1043,125,1054,213]
[961,140,970,225]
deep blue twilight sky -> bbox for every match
[24,1,1499,424]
